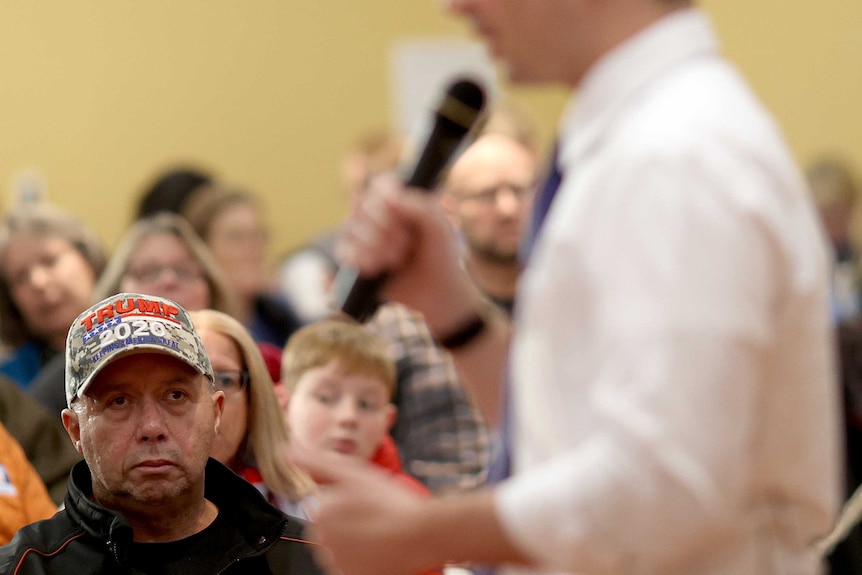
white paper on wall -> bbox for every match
[389,38,498,143]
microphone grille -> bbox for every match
[438,79,486,130]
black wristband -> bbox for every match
[436,313,488,350]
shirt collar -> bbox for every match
[557,7,721,169]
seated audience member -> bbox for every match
[441,103,540,315]
[94,213,238,314]
[0,203,106,389]
[808,158,862,573]
[0,293,321,574]
[134,165,213,221]
[827,316,862,574]
[808,157,862,324]
[0,377,80,505]
[279,319,447,575]
[0,420,56,545]
[188,309,315,518]
[183,185,303,347]
[279,318,431,496]
[30,213,239,416]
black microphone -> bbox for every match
[333,78,486,322]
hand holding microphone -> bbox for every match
[333,79,487,322]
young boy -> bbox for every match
[278,318,426,494]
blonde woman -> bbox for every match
[189,309,314,518]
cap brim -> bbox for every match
[71,344,212,406]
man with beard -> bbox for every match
[0,293,320,575]
[441,108,539,315]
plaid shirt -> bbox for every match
[368,303,489,493]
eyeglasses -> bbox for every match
[213,370,250,394]
[452,182,536,207]
[125,263,205,284]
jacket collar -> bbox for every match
[64,458,288,565]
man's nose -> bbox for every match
[495,187,520,214]
[495,185,531,216]
[137,398,168,442]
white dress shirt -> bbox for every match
[497,8,842,575]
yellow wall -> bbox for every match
[0,1,858,261]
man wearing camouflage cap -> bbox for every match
[0,293,321,575]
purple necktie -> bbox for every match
[519,142,563,264]
[489,143,564,484]
[475,144,564,575]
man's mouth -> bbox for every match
[133,459,176,473]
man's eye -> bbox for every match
[109,396,128,407]
[168,390,187,401]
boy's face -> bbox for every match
[285,360,395,462]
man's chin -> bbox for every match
[127,481,190,506]
[93,479,190,513]
[476,249,519,266]
[497,59,547,86]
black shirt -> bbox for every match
[127,512,243,575]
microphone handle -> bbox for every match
[333,157,452,322]
[333,139,451,322]
[332,266,388,323]
[333,79,485,322]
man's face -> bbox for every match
[443,134,537,264]
[446,0,574,84]
[62,353,224,513]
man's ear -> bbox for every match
[61,408,83,455]
[212,389,226,433]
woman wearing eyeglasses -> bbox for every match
[95,212,239,316]
[189,309,315,518]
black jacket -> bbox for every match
[0,459,322,575]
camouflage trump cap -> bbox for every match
[65,293,213,406]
